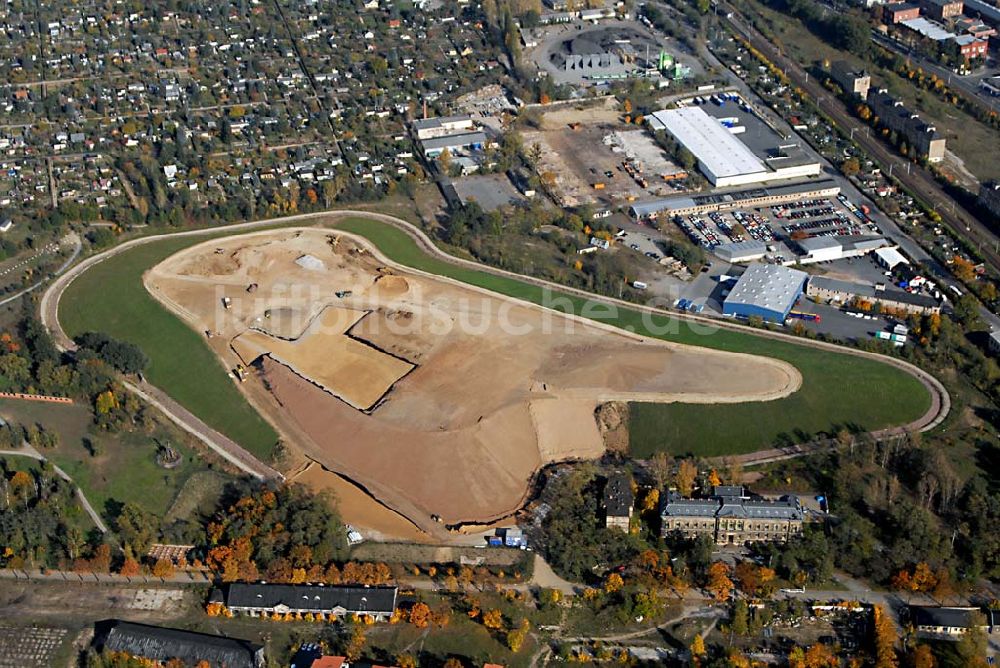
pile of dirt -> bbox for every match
[374,274,409,295]
[595,401,629,454]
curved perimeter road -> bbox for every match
[0,444,108,533]
[40,210,949,482]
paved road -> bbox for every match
[0,444,108,533]
[722,4,1000,278]
[0,233,81,308]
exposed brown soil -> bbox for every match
[144,228,802,529]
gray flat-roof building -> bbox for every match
[421,131,487,158]
[629,179,840,219]
[722,263,808,322]
[807,275,941,314]
[714,240,768,263]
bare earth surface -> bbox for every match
[144,228,802,527]
[290,462,429,543]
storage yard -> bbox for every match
[521,100,687,207]
[145,228,802,527]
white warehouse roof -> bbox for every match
[649,107,766,182]
[725,263,808,314]
[900,18,955,41]
[875,246,909,270]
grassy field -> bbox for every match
[59,236,279,459]
[335,217,931,457]
[0,398,234,522]
[56,215,931,461]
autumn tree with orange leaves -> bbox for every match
[408,602,432,628]
[871,604,899,668]
[706,561,734,602]
[202,483,351,583]
[734,561,776,597]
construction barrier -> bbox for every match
[0,392,74,404]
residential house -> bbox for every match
[218,582,398,621]
[830,61,872,99]
[603,471,634,531]
[910,606,999,637]
[918,0,963,19]
[981,180,1000,218]
[867,89,946,161]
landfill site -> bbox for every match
[143,228,802,531]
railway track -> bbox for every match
[721,5,1000,275]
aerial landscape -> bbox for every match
[0,0,998,663]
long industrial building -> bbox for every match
[629,179,840,220]
[722,263,808,322]
[647,107,821,187]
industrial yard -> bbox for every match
[144,228,802,528]
[521,100,687,208]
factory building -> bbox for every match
[883,2,922,23]
[806,276,941,315]
[421,131,487,158]
[412,115,475,140]
[795,235,888,264]
[722,263,808,322]
[867,89,946,162]
[647,107,820,188]
[629,180,841,220]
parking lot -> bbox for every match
[673,191,881,255]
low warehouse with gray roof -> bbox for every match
[723,263,808,322]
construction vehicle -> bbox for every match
[592,182,605,190]
[234,364,248,382]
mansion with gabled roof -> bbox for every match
[660,485,805,545]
